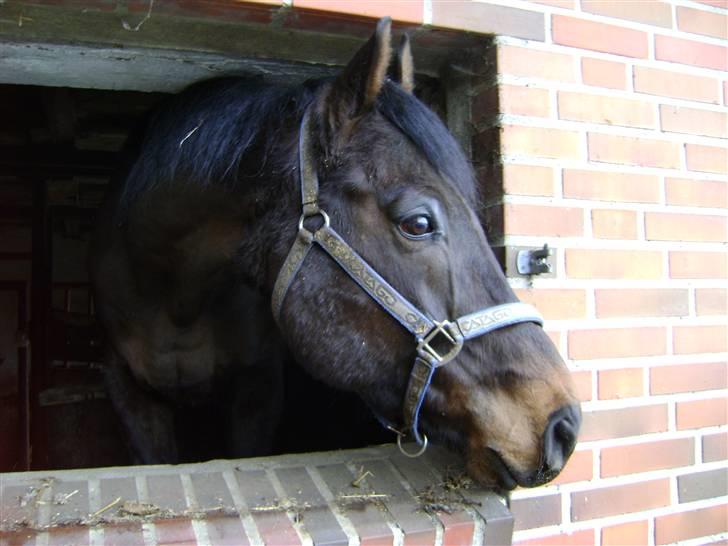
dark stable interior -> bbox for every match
[0,78,444,472]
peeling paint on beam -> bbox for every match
[0,42,338,92]
[0,2,473,90]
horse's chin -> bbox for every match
[467,449,558,491]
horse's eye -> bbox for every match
[399,214,434,239]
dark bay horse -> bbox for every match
[90,18,580,490]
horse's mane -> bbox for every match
[117,77,313,213]
[377,82,476,203]
[117,76,476,214]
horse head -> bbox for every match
[271,18,581,490]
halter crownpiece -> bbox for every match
[272,107,545,456]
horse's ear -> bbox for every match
[390,34,414,93]
[325,17,392,123]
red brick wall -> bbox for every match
[288,0,728,544]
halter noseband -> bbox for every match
[271,108,544,456]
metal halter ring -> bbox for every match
[298,209,330,235]
[397,433,428,458]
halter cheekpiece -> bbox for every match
[272,107,545,457]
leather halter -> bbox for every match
[271,107,544,456]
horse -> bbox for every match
[90,17,581,490]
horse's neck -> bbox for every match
[124,171,295,323]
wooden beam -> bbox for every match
[0,2,487,92]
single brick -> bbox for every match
[601,520,649,546]
[153,519,199,546]
[579,404,668,442]
[569,327,666,359]
[686,143,728,174]
[438,512,475,546]
[600,438,694,477]
[581,57,627,90]
[651,362,728,395]
[558,91,655,128]
[514,288,587,320]
[703,432,728,462]
[103,522,145,546]
[596,289,689,318]
[189,472,234,510]
[571,479,670,521]
[527,0,576,7]
[47,480,90,523]
[588,133,681,169]
[502,125,582,159]
[665,177,728,208]
[592,209,638,239]
[566,249,663,279]
[633,66,720,104]
[500,84,551,117]
[677,397,728,430]
[546,330,562,348]
[598,368,644,400]
[503,164,554,196]
[510,493,562,531]
[692,0,728,6]
[655,504,728,545]
[99,477,138,514]
[582,0,672,27]
[293,0,423,23]
[432,1,545,41]
[49,527,90,546]
[678,468,728,503]
[669,251,727,279]
[517,530,595,546]
[677,6,728,39]
[552,15,648,58]
[551,449,593,485]
[656,35,728,72]
[696,288,728,315]
[571,370,593,402]
[646,212,728,243]
[674,324,728,354]
[660,105,728,138]
[205,516,249,546]
[498,45,576,82]
[146,475,189,512]
[504,203,584,237]
[563,169,660,203]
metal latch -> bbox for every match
[517,244,552,276]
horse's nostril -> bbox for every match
[543,404,581,474]
[555,417,575,444]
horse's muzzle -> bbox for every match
[520,403,581,487]
[490,403,582,489]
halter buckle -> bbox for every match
[417,320,464,366]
